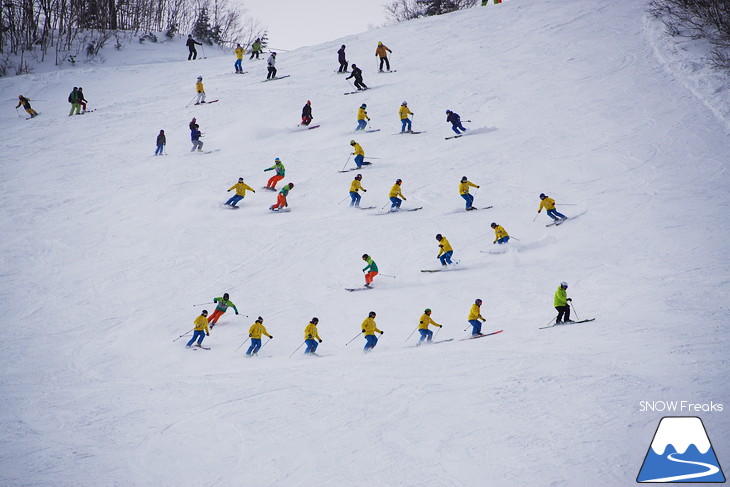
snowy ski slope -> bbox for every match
[0,0,728,485]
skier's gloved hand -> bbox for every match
[249,334,252,337]
[270,336,274,339]
[361,329,365,333]
[206,332,210,336]
[318,339,322,343]
[363,189,367,192]
[567,298,572,302]
[308,334,312,339]
[228,190,231,192]
[380,331,384,335]
[235,311,239,315]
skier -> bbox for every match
[337,45,348,73]
[77,87,88,113]
[190,124,203,152]
[267,52,277,80]
[355,103,370,131]
[15,95,38,118]
[270,183,294,211]
[234,43,245,73]
[418,309,442,344]
[388,179,406,212]
[186,310,210,348]
[445,110,467,135]
[361,311,383,351]
[194,76,206,105]
[68,87,81,116]
[246,317,273,356]
[346,64,367,91]
[249,38,262,59]
[208,293,239,328]
[459,176,480,210]
[301,100,313,126]
[350,140,368,168]
[435,234,454,266]
[349,174,367,207]
[155,130,166,156]
[263,158,286,189]
[491,222,510,244]
[225,177,255,207]
[537,193,567,222]
[399,101,413,133]
[186,35,202,60]
[375,41,393,72]
[304,317,322,355]
[467,299,486,336]
[361,254,378,288]
[554,282,573,324]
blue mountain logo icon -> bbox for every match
[637,416,725,483]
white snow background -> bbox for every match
[1,0,729,485]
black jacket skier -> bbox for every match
[337,45,348,73]
[301,101,313,125]
[186,35,202,60]
[346,64,367,91]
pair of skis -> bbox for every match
[539,318,596,329]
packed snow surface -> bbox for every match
[1,0,728,485]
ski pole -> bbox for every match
[433,326,442,338]
[569,301,579,320]
[405,327,418,343]
[235,337,250,352]
[337,195,350,205]
[382,202,390,210]
[509,236,521,241]
[16,108,21,118]
[379,274,396,279]
[186,96,197,108]
[201,44,207,59]
[542,316,556,328]
[345,331,363,345]
[342,154,351,171]
[173,328,194,342]
[259,337,272,350]
[533,213,539,222]
[193,302,214,307]
[557,203,579,206]
[289,341,306,358]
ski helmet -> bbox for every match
[560,281,568,289]
[223,293,229,300]
[311,317,319,324]
[202,310,208,316]
[238,177,244,182]
[355,174,362,180]
[197,76,202,80]
[461,176,468,182]
[396,178,402,184]
[361,104,367,108]
[436,234,443,240]
[288,182,294,188]
[424,308,431,314]
[362,254,369,259]
[446,110,451,114]
[490,222,497,228]
[350,140,356,145]
[475,299,482,305]
[256,316,263,323]
[306,100,311,105]
[539,193,546,199]
[369,311,376,317]
[352,63,357,68]
[378,41,383,45]
[402,101,407,106]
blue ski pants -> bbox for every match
[461,193,474,209]
[469,320,482,336]
[418,329,433,343]
[354,154,364,167]
[234,59,242,72]
[439,251,453,266]
[155,144,164,155]
[246,338,262,355]
[304,339,319,354]
[401,118,412,132]
[496,236,510,244]
[350,191,361,206]
[226,194,243,206]
[547,209,566,220]
[356,119,368,131]
[451,122,467,134]
[389,197,402,210]
[364,334,378,350]
[186,330,206,347]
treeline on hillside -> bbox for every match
[649,0,730,70]
[0,0,264,75]
[385,0,478,22]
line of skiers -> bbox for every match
[186,287,576,354]
[335,42,394,75]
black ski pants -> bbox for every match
[555,305,570,323]
[188,48,197,60]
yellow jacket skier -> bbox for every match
[361,311,383,351]
[491,222,510,244]
[234,44,245,73]
[399,101,413,132]
[467,299,486,336]
[417,308,442,343]
[356,104,370,131]
[225,178,255,207]
[349,174,367,207]
[388,179,406,211]
[435,234,454,266]
[246,317,272,356]
[304,317,322,354]
[186,310,210,348]
[459,177,480,210]
[195,76,206,104]
[538,193,567,222]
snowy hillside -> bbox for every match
[1,0,729,486]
